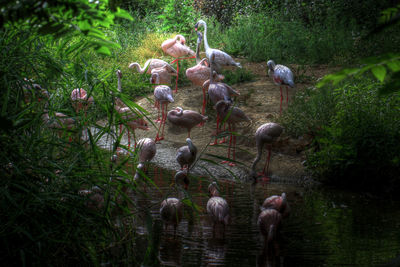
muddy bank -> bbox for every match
[97,61,332,182]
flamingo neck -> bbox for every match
[117,76,122,92]
[251,141,263,172]
[202,22,210,53]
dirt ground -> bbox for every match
[116,60,334,182]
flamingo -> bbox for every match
[133,138,157,181]
[267,60,295,115]
[167,107,208,138]
[160,197,184,235]
[78,186,104,210]
[261,193,290,218]
[114,70,149,150]
[250,123,283,180]
[207,182,229,233]
[214,100,250,166]
[70,88,94,140]
[186,31,224,123]
[162,34,196,93]
[176,138,197,170]
[151,72,174,142]
[258,208,282,249]
[194,19,241,72]
[206,53,240,144]
[129,58,177,75]
[175,170,189,190]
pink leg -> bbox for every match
[187,130,191,138]
[155,103,164,142]
[221,123,232,164]
[174,60,179,93]
[259,145,271,179]
[280,86,283,115]
[155,101,161,123]
[210,115,220,146]
[228,124,236,167]
[219,123,226,144]
[286,86,289,106]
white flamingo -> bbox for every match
[195,20,241,72]
[267,60,295,115]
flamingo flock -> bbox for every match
[33,18,296,249]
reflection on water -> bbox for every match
[129,165,400,267]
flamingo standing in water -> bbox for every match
[161,34,196,93]
[70,88,94,140]
[206,53,240,144]
[207,182,229,234]
[160,197,184,235]
[176,138,197,170]
[175,170,189,190]
[258,208,282,249]
[186,31,224,123]
[261,193,290,218]
[250,122,283,180]
[151,72,174,142]
[114,70,149,150]
[167,107,208,138]
[129,58,177,75]
[134,138,157,181]
[214,100,250,166]
[267,60,295,115]
[194,19,241,72]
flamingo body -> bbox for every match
[161,34,195,58]
[167,107,207,138]
[207,182,229,226]
[129,59,176,75]
[258,209,282,245]
[251,123,283,179]
[176,138,197,170]
[261,192,290,218]
[160,198,184,230]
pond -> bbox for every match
[124,165,400,267]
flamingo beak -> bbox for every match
[195,27,198,31]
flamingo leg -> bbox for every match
[228,124,236,167]
[210,115,219,146]
[280,86,283,115]
[286,86,289,106]
[155,103,164,142]
[219,122,226,144]
[261,145,272,177]
[174,60,179,93]
[155,101,161,122]
[221,123,232,164]
[160,103,168,139]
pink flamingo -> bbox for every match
[160,197,184,235]
[261,193,290,218]
[70,88,94,140]
[207,182,229,234]
[175,170,189,190]
[151,72,174,142]
[167,107,208,138]
[258,208,282,249]
[115,70,149,150]
[129,58,177,75]
[150,69,174,122]
[176,138,197,170]
[214,100,250,166]
[186,31,224,123]
[251,122,283,180]
[134,138,157,181]
[161,34,196,93]
[267,60,295,115]
[194,20,241,72]
[206,53,240,145]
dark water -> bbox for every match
[129,166,400,267]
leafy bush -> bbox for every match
[282,78,400,193]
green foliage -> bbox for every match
[1,0,133,56]
[158,0,200,35]
[283,78,400,193]
[221,67,255,85]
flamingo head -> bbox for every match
[116,69,122,78]
[175,170,189,190]
[208,182,220,197]
[194,20,206,31]
[267,60,275,71]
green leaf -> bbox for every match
[371,65,387,82]
[386,60,400,72]
[96,46,111,56]
[115,7,133,21]
[78,20,91,31]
